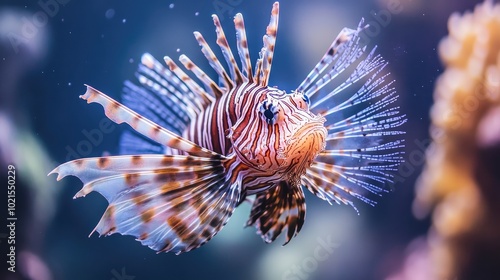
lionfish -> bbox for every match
[50,2,405,254]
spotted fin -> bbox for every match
[80,85,217,158]
[134,54,198,124]
[234,13,253,81]
[49,154,241,254]
[119,80,186,155]
[255,2,279,86]
[119,51,213,155]
[246,181,306,245]
[212,14,244,85]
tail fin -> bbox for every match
[246,181,306,245]
[49,154,240,254]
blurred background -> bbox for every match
[0,0,488,279]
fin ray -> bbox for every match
[163,55,213,107]
[256,2,279,86]
[193,31,233,92]
[212,15,244,84]
[122,80,188,135]
[296,19,368,95]
[50,154,240,254]
[80,85,219,157]
[246,181,305,245]
[139,53,202,117]
[234,13,253,81]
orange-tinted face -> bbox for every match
[230,87,327,180]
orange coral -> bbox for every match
[414,1,500,278]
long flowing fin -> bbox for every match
[312,47,385,111]
[296,19,368,96]
[301,171,358,209]
[234,13,253,82]
[139,53,203,117]
[301,20,406,211]
[254,2,279,86]
[119,80,189,155]
[162,55,214,107]
[212,15,244,84]
[80,85,220,158]
[178,54,221,98]
[305,159,395,208]
[193,31,234,92]
[122,80,189,135]
[246,181,305,245]
[49,155,240,254]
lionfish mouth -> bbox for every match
[285,119,327,172]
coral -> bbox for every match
[414,1,500,279]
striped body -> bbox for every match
[184,82,326,195]
[50,2,406,254]
[182,82,252,156]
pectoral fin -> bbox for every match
[246,181,306,245]
[50,154,241,254]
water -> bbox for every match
[0,0,483,279]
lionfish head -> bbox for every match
[230,87,327,181]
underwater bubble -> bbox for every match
[68,82,72,86]
[129,58,134,63]
[105,9,115,19]
[195,12,199,16]
[122,18,127,23]
[176,48,180,52]
[169,3,175,9]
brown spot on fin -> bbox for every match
[61,154,243,254]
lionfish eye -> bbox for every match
[302,94,310,105]
[260,101,278,125]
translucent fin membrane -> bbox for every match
[296,19,368,96]
[312,47,385,110]
[122,80,189,135]
[49,155,240,254]
[80,85,221,158]
[120,80,191,155]
[120,130,166,155]
[299,20,406,209]
[138,53,203,119]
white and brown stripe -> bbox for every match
[50,1,406,253]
